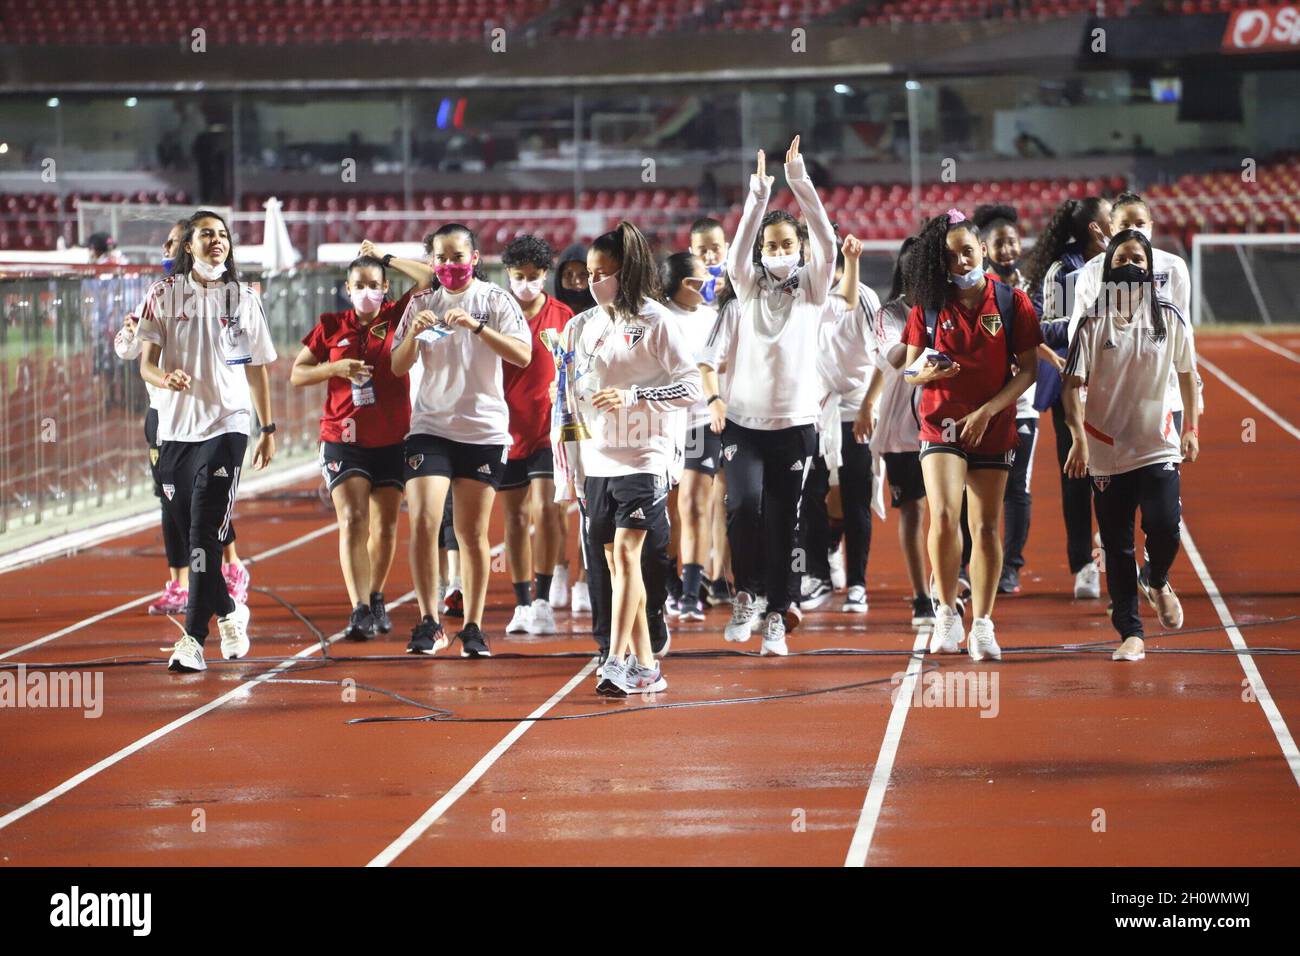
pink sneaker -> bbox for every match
[148,579,189,616]
[222,562,250,605]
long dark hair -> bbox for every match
[425,222,488,282]
[659,251,700,303]
[1022,197,1107,295]
[887,235,918,303]
[1091,228,1164,342]
[590,221,664,320]
[753,209,807,268]
[173,209,240,283]
[904,212,980,312]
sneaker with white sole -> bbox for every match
[406,616,449,655]
[526,598,557,635]
[842,585,868,614]
[665,594,682,618]
[505,604,532,634]
[596,654,629,697]
[549,564,570,608]
[167,634,207,672]
[570,581,591,614]
[1074,561,1101,599]
[222,561,250,605]
[929,604,964,655]
[679,596,706,622]
[800,576,833,609]
[148,579,188,616]
[724,591,756,643]
[911,594,936,628]
[761,612,789,656]
[1112,635,1146,662]
[1137,566,1183,629]
[968,616,1001,662]
[218,602,251,660]
[828,548,846,591]
[625,654,667,694]
[750,595,768,633]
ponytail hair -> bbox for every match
[904,211,978,312]
[659,251,700,302]
[591,220,664,320]
[427,222,488,281]
[1095,228,1164,342]
[972,204,1019,238]
[1112,191,1149,218]
[1022,196,1107,295]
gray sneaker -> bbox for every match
[596,654,629,697]
[724,591,756,643]
[761,612,789,656]
[624,654,667,694]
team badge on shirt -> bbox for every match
[622,326,645,349]
[980,313,1003,336]
[149,448,160,467]
[368,321,388,340]
[162,483,176,500]
[407,454,424,471]
[327,460,341,473]
[1092,476,1110,492]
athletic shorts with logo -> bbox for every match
[583,473,670,545]
[883,450,926,507]
[500,445,554,491]
[919,440,1015,472]
[683,424,723,477]
[404,432,507,489]
[320,440,405,493]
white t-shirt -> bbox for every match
[664,299,717,432]
[817,287,883,418]
[871,297,922,455]
[568,299,702,479]
[114,305,166,411]
[394,278,531,446]
[1064,297,1195,477]
[1069,247,1192,414]
[135,273,278,443]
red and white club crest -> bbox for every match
[723,444,737,462]
[162,483,176,501]
[407,454,424,471]
[1092,475,1110,492]
[327,460,341,472]
[622,326,645,349]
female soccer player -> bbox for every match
[499,235,574,636]
[292,253,427,641]
[705,135,836,655]
[136,210,278,672]
[854,236,934,627]
[1061,229,1199,662]
[901,210,1042,661]
[1022,196,1113,599]
[661,251,717,622]
[566,222,701,696]
[391,223,531,658]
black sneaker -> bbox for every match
[344,603,376,641]
[369,592,392,633]
[910,594,936,627]
[650,614,672,659]
[458,623,491,658]
[958,567,972,601]
[707,577,731,607]
[406,616,448,655]
[997,566,1021,595]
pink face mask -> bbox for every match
[350,287,385,314]
[434,261,475,289]
[591,273,620,307]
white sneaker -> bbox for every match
[1074,561,1101,599]
[506,604,532,634]
[828,547,846,590]
[761,612,789,656]
[841,585,868,614]
[550,564,570,608]
[749,595,768,633]
[168,634,207,672]
[571,581,592,614]
[968,616,1001,662]
[218,602,250,660]
[929,604,964,655]
[725,591,756,643]
[526,598,557,635]
[1112,635,1146,662]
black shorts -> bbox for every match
[683,424,723,476]
[583,473,670,546]
[320,441,405,492]
[500,444,554,491]
[883,451,926,507]
[144,406,164,498]
[920,441,1015,472]
[404,433,507,489]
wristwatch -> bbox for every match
[261,423,277,435]
[472,318,487,335]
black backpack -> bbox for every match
[922,278,1017,379]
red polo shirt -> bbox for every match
[901,277,1041,455]
[502,294,573,460]
[303,290,413,448]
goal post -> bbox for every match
[75,202,232,260]
[1191,233,1300,326]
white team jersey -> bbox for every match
[114,304,165,411]
[1069,247,1192,414]
[1064,296,1195,477]
[135,273,278,443]
[1001,269,1037,418]
[871,297,922,454]
[567,299,702,479]
[817,288,883,418]
[394,278,531,446]
[717,154,836,430]
[664,299,717,432]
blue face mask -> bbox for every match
[949,264,984,289]
[162,257,176,275]
[701,277,717,304]
[707,263,724,278]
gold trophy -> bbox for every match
[539,328,591,442]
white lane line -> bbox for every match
[0,590,417,835]
[367,659,596,867]
[0,523,337,662]
[1198,355,1300,443]
[1243,330,1300,365]
[1180,522,1300,789]
[844,629,929,867]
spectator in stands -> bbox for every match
[1014,130,1055,158]
[87,232,126,265]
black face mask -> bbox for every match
[557,285,596,313]
[1110,263,1149,284]
[990,260,1018,281]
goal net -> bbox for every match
[1191,233,1300,325]
[75,201,232,261]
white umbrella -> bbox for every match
[259,196,300,272]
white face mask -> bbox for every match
[591,273,620,308]
[949,264,984,289]
[1135,225,1154,242]
[761,253,800,279]
[349,287,385,314]
[510,276,546,303]
[191,258,227,281]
